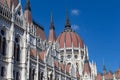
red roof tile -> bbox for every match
[115,68,120,79]
[24,10,32,24]
[104,71,113,79]
[83,61,91,75]
[95,74,102,80]
[59,32,65,48]
[48,29,56,42]
[57,31,84,49]
[36,25,46,41]
[65,32,72,47]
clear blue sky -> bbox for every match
[22,0,120,73]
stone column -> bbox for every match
[6,5,14,80]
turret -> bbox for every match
[83,54,91,75]
[48,12,56,43]
[103,65,107,75]
[24,0,32,24]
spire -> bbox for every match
[103,65,106,71]
[24,0,32,24]
[83,53,91,75]
[50,12,55,30]
[65,9,71,29]
[25,0,31,11]
[48,12,56,43]
[103,59,107,74]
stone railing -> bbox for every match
[0,2,12,20]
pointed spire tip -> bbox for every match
[50,12,55,30]
[25,0,31,11]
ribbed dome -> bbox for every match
[57,30,84,48]
[57,11,84,49]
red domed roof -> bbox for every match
[57,12,84,48]
[57,30,84,48]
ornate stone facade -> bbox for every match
[1,0,118,80]
[0,0,97,80]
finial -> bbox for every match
[65,9,71,28]
[25,0,31,11]
[50,12,55,30]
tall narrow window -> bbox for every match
[0,29,6,56]
[14,43,17,60]
[61,55,63,63]
[38,71,40,80]
[1,67,5,77]
[0,35,2,52]
[41,72,43,80]
[16,72,20,80]
[29,68,32,80]
[2,37,6,55]
[13,71,15,80]
[16,45,20,61]
[14,37,20,61]
[32,69,35,80]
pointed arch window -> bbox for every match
[14,37,20,61]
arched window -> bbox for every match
[0,29,6,56]
[1,67,5,77]
[14,37,20,61]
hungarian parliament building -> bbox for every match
[0,0,120,80]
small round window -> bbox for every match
[67,55,71,59]
[74,55,78,59]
